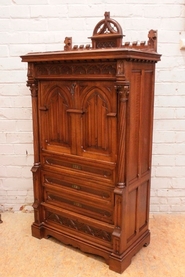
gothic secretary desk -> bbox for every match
[21,13,161,273]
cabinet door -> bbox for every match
[80,81,117,162]
[39,81,73,154]
[39,80,117,162]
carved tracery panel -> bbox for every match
[81,85,116,160]
[39,83,72,152]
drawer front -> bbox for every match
[44,188,113,224]
[42,171,114,205]
[43,204,113,248]
[42,153,116,185]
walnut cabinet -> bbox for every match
[21,13,161,273]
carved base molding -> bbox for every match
[31,221,150,274]
[46,211,112,242]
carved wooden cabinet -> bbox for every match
[21,13,161,273]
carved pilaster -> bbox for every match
[116,60,124,77]
[112,188,126,254]
[27,78,39,164]
[112,65,129,254]
[27,68,43,227]
[115,82,129,188]
[112,229,120,254]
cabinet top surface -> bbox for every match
[21,48,161,63]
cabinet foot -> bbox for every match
[109,231,150,273]
[0,214,3,224]
[31,223,44,239]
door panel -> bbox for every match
[80,82,117,162]
[39,81,72,154]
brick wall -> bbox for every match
[0,0,185,212]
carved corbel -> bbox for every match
[27,81,38,98]
[26,63,38,97]
[115,82,130,102]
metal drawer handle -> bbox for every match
[71,184,81,190]
[73,202,82,208]
[72,164,82,170]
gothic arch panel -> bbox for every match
[81,86,113,157]
[39,82,72,152]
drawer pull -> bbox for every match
[72,164,82,170]
[71,184,81,190]
[73,202,82,208]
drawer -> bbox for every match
[41,152,116,185]
[41,171,114,205]
[44,189,113,224]
[42,204,114,248]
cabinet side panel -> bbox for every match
[126,189,137,242]
[138,181,149,231]
[140,70,154,175]
[127,70,141,182]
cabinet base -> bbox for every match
[31,222,150,274]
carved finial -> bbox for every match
[104,11,110,20]
[148,29,157,40]
[64,37,72,51]
[148,30,157,51]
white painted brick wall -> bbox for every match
[0,0,185,213]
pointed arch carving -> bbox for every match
[40,83,72,150]
[81,86,112,154]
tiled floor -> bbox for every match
[0,212,185,277]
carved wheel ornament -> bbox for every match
[93,12,123,35]
[90,12,124,49]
